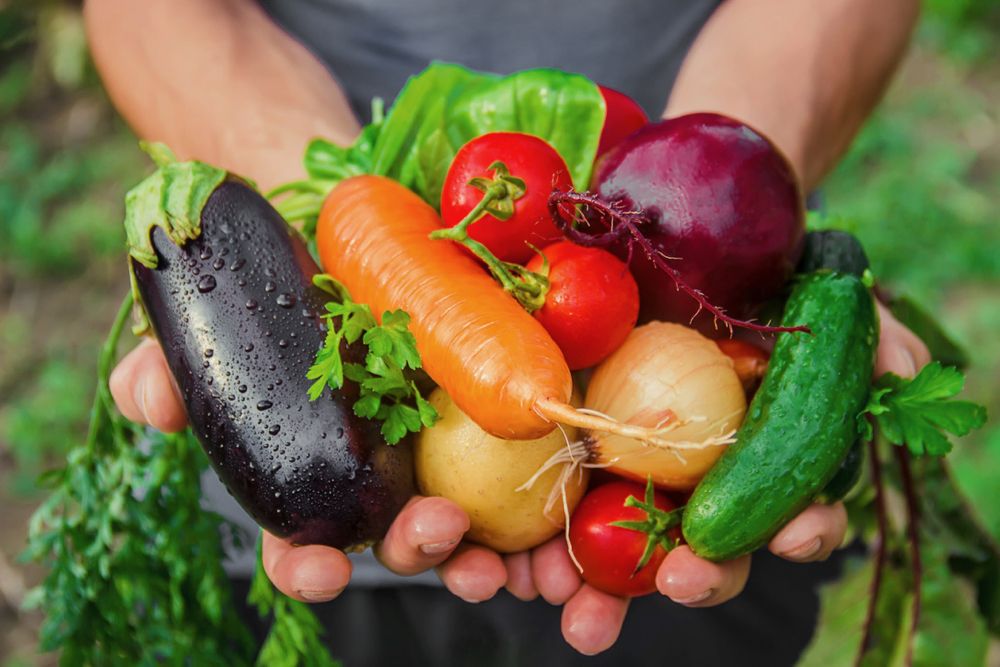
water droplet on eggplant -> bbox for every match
[197,275,217,293]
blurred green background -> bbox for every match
[0,0,997,664]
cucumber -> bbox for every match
[798,230,870,278]
[816,440,864,504]
[682,271,877,561]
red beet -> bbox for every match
[590,113,805,330]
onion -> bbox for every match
[584,322,747,491]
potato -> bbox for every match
[415,388,589,553]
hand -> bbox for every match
[108,338,473,602]
[477,303,934,656]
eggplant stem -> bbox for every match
[547,189,811,335]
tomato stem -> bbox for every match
[430,162,550,312]
[608,476,684,574]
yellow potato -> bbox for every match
[415,388,589,553]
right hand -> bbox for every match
[109,338,507,603]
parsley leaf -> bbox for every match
[307,277,438,444]
[861,362,987,456]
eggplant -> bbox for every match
[125,160,415,550]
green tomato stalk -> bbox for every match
[429,161,550,312]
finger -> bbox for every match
[769,502,848,563]
[560,584,629,656]
[373,496,469,576]
[261,530,352,603]
[108,338,187,432]
[656,545,751,607]
[531,536,583,605]
[435,543,507,603]
[503,551,538,601]
[875,303,931,379]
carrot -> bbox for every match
[317,175,569,439]
[316,175,712,447]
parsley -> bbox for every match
[861,361,987,456]
[306,276,438,444]
[248,539,341,667]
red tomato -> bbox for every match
[441,132,573,264]
[569,480,681,598]
[526,241,639,370]
[596,85,648,159]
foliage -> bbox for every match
[308,277,437,444]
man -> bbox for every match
[87,0,929,662]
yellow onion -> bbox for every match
[584,322,746,491]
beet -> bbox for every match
[130,178,415,550]
[590,113,805,331]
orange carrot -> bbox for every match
[317,175,572,439]
[316,176,720,449]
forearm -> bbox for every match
[84,0,359,190]
[665,0,919,191]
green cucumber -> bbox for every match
[797,230,870,278]
[682,271,877,561]
[816,440,864,504]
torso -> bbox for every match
[259,0,722,120]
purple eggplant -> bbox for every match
[126,161,414,550]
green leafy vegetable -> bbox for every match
[306,276,437,444]
[270,62,606,231]
[862,361,987,455]
[23,295,255,665]
[269,99,384,236]
[371,62,605,205]
[248,540,341,667]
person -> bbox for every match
[85,0,930,663]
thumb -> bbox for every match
[874,302,931,379]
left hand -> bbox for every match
[433,302,932,655]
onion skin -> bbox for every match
[584,322,747,491]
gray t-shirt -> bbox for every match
[212,0,721,583]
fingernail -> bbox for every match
[134,377,149,420]
[297,587,344,602]
[672,589,713,605]
[781,536,822,561]
[419,538,460,555]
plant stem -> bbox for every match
[548,189,811,335]
[85,292,134,453]
[857,436,889,666]
[896,446,922,667]
[430,179,549,312]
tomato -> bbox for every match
[715,339,770,395]
[526,241,639,370]
[596,85,648,159]
[441,132,573,264]
[569,479,682,598]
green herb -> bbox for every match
[23,294,255,665]
[268,62,607,226]
[306,276,437,444]
[248,540,341,667]
[861,361,987,455]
